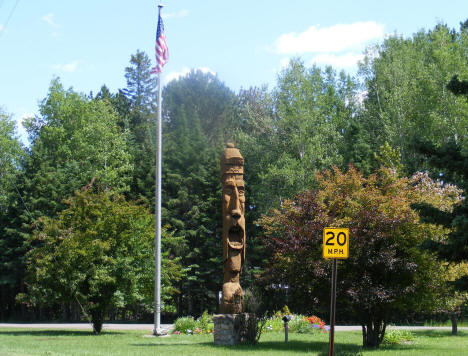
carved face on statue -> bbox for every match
[222,173,245,273]
[220,143,245,313]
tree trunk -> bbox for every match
[62,303,67,321]
[109,307,115,322]
[73,302,81,321]
[451,313,458,335]
[188,294,193,316]
[91,310,104,334]
[362,319,386,348]
[0,285,5,321]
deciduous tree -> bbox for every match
[19,187,183,333]
[259,167,456,348]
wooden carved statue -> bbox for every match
[220,143,245,314]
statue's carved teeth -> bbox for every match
[228,225,244,249]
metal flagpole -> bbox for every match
[154,4,163,336]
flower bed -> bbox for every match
[173,311,214,335]
[172,308,328,335]
[264,314,328,334]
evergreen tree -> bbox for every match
[122,50,156,121]
[342,120,374,175]
[163,70,238,145]
[94,85,132,130]
[0,109,26,320]
[121,50,157,204]
[160,71,238,315]
[410,69,468,331]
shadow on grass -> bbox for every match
[0,330,124,336]
[411,329,466,338]
[131,339,363,355]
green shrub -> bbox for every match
[263,313,328,334]
[273,305,291,318]
[264,316,284,332]
[173,312,214,335]
[383,329,415,344]
[288,315,311,333]
[173,316,196,334]
[196,311,214,333]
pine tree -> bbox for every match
[414,59,468,282]
[160,71,238,315]
[121,51,158,204]
[0,109,26,320]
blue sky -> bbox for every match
[1,0,467,143]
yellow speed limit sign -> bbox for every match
[323,228,349,259]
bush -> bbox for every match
[263,310,328,334]
[273,305,292,318]
[173,312,214,335]
[264,316,284,332]
[382,329,415,344]
[173,311,328,336]
[173,316,196,334]
[196,311,214,334]
[288,315,311,333]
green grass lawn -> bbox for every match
[0,328,466,356]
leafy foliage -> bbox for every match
[382,328,415,345]
[173,311,214,334]
[23,78,133,219]
[254,59,357,207]
[359,23,468,172]
[413,140,468,269]
[259,167,454,347]
[19,188,183,333]
[0,109,23,210]
[3,20,468,329]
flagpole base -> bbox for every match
[153,327,168,336]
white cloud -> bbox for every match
[164,67,216,84]
[310,52,364,68]
[163,9,189,19]
[52,61,78,73]
[42,13,60,28]
[0,24,4,32]
[274,21,384,54]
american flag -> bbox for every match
[152,8,169,74]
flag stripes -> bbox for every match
[152,7,169,74]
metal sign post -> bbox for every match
[329,259,337,356]
[323,228,349,356]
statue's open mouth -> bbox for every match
[228,225,244,249]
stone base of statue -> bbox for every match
[213,313,254,345]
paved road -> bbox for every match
[0,323,173,333]
[0,323,466,332]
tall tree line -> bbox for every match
[1,20,467,322]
